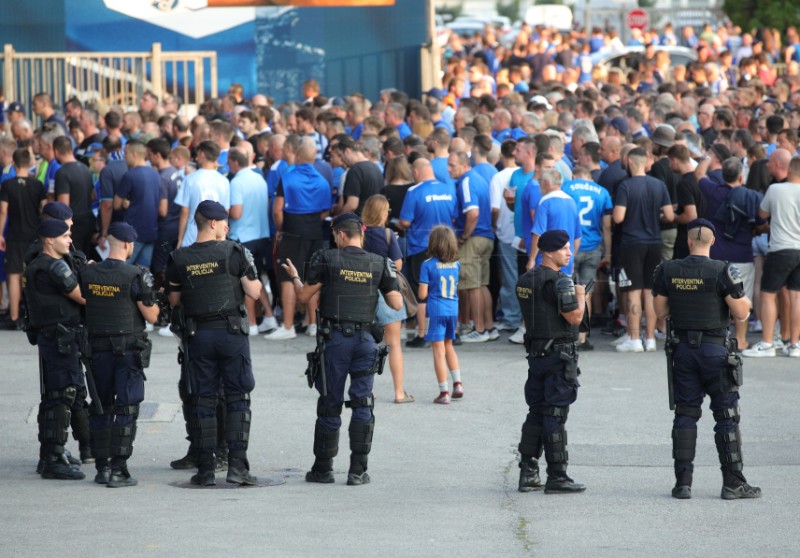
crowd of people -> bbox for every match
[2,18,800,398]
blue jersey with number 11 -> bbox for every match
[420,257,460,318]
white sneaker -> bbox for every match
[258,317,278,333]
[158,326,174,337]
[461,329,490,343]
[264,326,296,340]
[644,338,657,352]
[509,327,526,345]
[787,344,800,358]
[749,320,762,333]
[488,327,500,341]
[611,333,631,347]
[654,329,666,341]
[145,322,154,332]
[306,324,318,337]
[495,322,517,332]
[248,326,260,336]
[773,336,785,350]
[741,341,775,358]
[616,338,644,353]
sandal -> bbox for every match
[394,392,415,404]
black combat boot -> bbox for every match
[107,457,137,488]
[94,458,111,485]
[190,452,216,486]
[716,428,761,500]
[518,422,544,492]
[543,426,585,494]
[671,428,696,499]
[41,449,85,480]
[306,423,338,484]
[227,456,257,485]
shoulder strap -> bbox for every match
[384,227,392,247]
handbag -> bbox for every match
[385,228,418,317]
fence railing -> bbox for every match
[1,43,217,120]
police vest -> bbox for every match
[23,254,82,329]
[81,262,145,337]
[171,241,244,319]
[517,267,577,342]
[662,258,730,331]
[318,248,383,324]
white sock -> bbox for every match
[450,369,461,384]
[438,381,449,393]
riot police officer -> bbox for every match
[80,222,160,487]
[281,212,401,486]
[23,219,87,480]
[166,201,263,486]
[24,201,92,471]
[653,219,761,500]
[515,230,587,494]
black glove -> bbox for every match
[139,267,157,306]
[723,263,745,299]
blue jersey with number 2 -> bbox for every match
[420,257,460,318]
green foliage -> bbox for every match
[497,0,522,22]
[436,3,463,22]
[723,0,800,31]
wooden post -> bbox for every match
[209,52,218,99]
[3,44,15,103]
[150,42,163,99]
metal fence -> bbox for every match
[1,43,217,120]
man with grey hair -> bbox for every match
[384,102,411,139]
[526,168,581,274]
[570,124,598,164]
[10,118,33,143]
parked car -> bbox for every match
[591,46,698,71]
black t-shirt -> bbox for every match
[649,158,678,231]
[674,172,706,259]
[615,175,672,246]
[343,161,384,215]
[55,161,95,218]
[0,176,46,242]
[381,183,413,222]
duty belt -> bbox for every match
[529,338,576,357]
[321,319,369,333]
[90,334,145,352]
[675,331,728,347]
[193,314,237,330]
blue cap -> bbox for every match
[330,96,346,107]
[609,116,629,134]
[42,201,73,220]
[5,101,24,113]
[424,88,443,101]
[108,222,138,243]
[538,229,570,252]
[687,218,716,236]
[38,219,69,238]
[331,212,362,229]
[196,200,228,220]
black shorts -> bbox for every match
[242,237,271,277]
[276,235,323,282]
[406,251,427,302]
[761,249,800,292]
[619,243,661,291]
[4,240,30,274]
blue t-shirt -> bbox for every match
[280,164,331,215]
[420,257,460,318]
[562,178,613,252]
[431,157,454,191]
[455,170,494,240]
[45,159,62,195]
[396,121,412,140]
[520,179,542,253]
[531,191,582,274]
[399,179,457,256]
[217,149,230,176]
[433,119,455,136]
[158,166,182,236]
[511,168,535,238]
[174,168,231,247]
[229,167,270,243]
[266,159,288,237]
[472,162,498,186]
[116,166,161,243]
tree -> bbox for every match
[723,0,800,31]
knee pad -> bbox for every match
[671,428,697,462]
[518,422,544,459]
[349,417,375,455]
[225,392,251,413]
[713,406,740,424]
[313,422,340,460]
[715,428,743,470]
[111,423,137,457]
[225,408,252,446]
[43,403,71,445]
[192,396,218,416]
[317,398,343,418]
[345,395,375,410]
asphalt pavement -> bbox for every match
[0,327,797,557]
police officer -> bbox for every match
[23,219,86,480]
[24,201,92,471]
[515,229,587,494]
[281,212,401,486]
[653,218,761,500]
[166,200,262,486]
[80,222,160,487]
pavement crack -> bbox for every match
[501,451,536,554]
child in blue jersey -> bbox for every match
[418,226,462,404]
